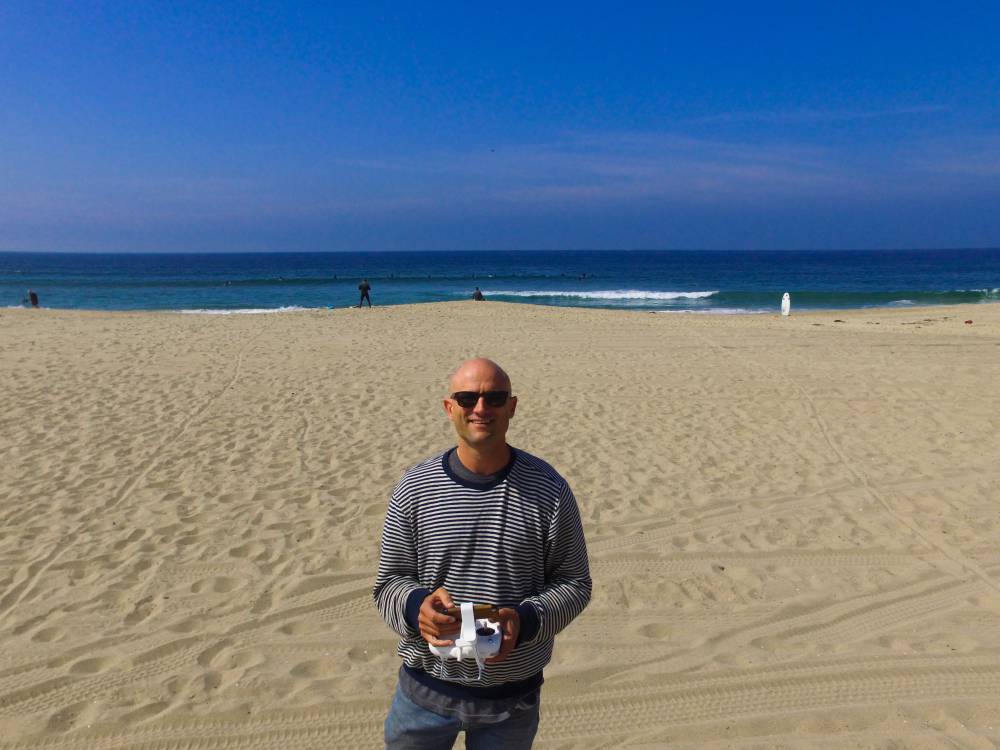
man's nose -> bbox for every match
[471,395,491,410]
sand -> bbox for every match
[1,301,999,749]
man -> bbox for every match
[472,287,485,301]
[373,358,591,748]
[358,279,372,307]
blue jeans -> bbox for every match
[384,684,540,749]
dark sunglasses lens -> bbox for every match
[483,391,509,407]
[452,391,510,408]
[453,392,479,407]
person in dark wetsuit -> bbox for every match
[472,287,485,301]
[28,290,39,307]
[358,279,372,308]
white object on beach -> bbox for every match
[781,292,791,316]
[428,602,502,676]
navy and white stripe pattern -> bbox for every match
[373,447,591,687]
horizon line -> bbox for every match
[2,246,1000,256]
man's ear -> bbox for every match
[443,399,453,416]
[508,396,517,418]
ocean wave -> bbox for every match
[178,306,312,315]
[958,288,1000,298]
[653,307,769,315]
[480,289,719,300]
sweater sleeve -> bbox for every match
[520,482,591,643]
[372,489,426,639]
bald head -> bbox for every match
[443,359,517,468]
[447,358,512,395]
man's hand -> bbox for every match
[417,587,458,646]
[485,607,519,664]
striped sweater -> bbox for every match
[373,447,591,689]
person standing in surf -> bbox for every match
[358,279,372,307]
[373,358,591,749]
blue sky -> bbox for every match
[2,2,998,251]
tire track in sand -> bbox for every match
[590,549,944,574]
[540,658,1000,742]
[101,328,264,513]
[2,657,998,749]
[0,581,372,719]
[0,701,385,750]
[696,330,1000,597]
[587,567,982,680]
[0,330,264,627]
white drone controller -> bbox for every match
[428,602,502,662]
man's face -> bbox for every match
[443,361,517,450]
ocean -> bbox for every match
[2,249,999,314]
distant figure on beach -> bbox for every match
[28,290,39,308]
[374,358,591,748]
[472,287,485,301]
[358,279,372,308]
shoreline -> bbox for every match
[5,298,1000,318]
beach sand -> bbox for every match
[2,301,1000,748]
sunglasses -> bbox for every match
[450,390,511,408]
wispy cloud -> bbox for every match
[2,125,998,245]
[685,104,949,125]
[340,126,1000,212]
[896,133,1000,177]
[307,131,871,213]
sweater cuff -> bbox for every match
[515,602,540,646]
[405,588,432,631]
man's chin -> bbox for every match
[463,432,499,447]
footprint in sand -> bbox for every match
[120,700,172,725]
[346,646,377,664]
[198,640,266,671]
[125,594,161,625]
[229,541,267,560]
[277,619,314,636]
[290,659,340,679]
[637,622,674,639]
[190,576,243,594]
[69,655,119,674]
[46,700,105,733]
[32,626,66,643]
[167,614,209,633]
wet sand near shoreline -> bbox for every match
[2,301,1000,748]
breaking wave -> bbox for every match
[480,289,719,300]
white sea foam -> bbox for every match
[970,288,1000,298]
[178,305,312,315]
[652,308,767,315]
[481,289,719,300]
[888,299,916,306]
